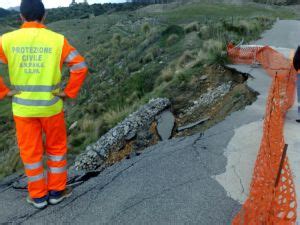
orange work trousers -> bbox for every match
[14,111,67,198]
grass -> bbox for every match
[153,3,297,23]
[184,22,200,33]
[166,34,180,46]
[160,67,174,82]
[102,103,140,128]
[177,50,197,68]
[0,100,11,117]
[203,39,224,55]
[142,22,151,34]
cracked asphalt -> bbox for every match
[0,134,240,224]
[2,20,299,225]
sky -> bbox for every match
[0,0,126,9]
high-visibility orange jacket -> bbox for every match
[0,21,88,101]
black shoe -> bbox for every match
[49,187,72,205]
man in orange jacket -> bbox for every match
[0,0,88,209]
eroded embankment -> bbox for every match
[0,63,257,189]
[71,65,257,176]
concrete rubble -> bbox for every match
[72,98,171,171]
[184,82,232,116]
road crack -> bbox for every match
[105,176,207,225]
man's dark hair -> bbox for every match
[20,0,45,22]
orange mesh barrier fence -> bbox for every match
[227,43,297,224]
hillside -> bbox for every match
[0,1,297,179]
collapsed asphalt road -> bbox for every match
[1,134,239,224]
[1,20,299,224]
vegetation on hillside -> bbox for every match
[47,3,149,23]
[0,3,150,28]
[254,0,300,5]
[0,2,297,179]
[56,3,290,156]
[0,8,12,18]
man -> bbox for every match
[0,0,88,209]
[293,46,300,122]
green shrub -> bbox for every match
[203,39,224,55]
[222,18,264,36]
[94,119,108,138]
[128,62,141,73]
[70,133,87,147]
[125,91,140,104]
[102,104,137,128]
[122,66,161,99]
[112,33,122,47]
[175,72,191,84]
[80,117,95,132]
[197,49,210,63]
[150,47,162,58]
[0,148,22,180]
[198,25,210,40]
[86,103,105,115]
[141,52,154,64]
[161,25,184,48]
[223,31,239,44]
[142,23,151,34]
[162,24,185,37]
[161,67,174,82]
[166,34,180,46]
[177,50,197,68]
[184,22,200,33]
[238,20,255,35]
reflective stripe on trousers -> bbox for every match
[25,161,44,183]
[24,161,43,170]
[28,172,45,182]
[47,154,67,174]
[48,166,67,174]
[47,154,66,162]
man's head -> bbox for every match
[20,0,45,22]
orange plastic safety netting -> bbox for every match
[227,43,297,224]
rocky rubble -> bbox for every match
[183,82,232,116]
[72,98,171,171]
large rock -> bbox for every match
[72,98,171,171]
[156,110,175,140]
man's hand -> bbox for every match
[6,90,21,98]
[53,91,68,101]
